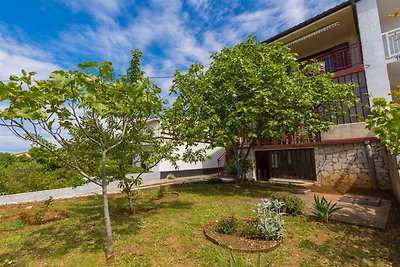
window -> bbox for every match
[331,71,370,124]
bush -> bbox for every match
[225,159,237,175]
[166,174,175,180]
[255,199,285,240]
[312,195,341,223]
[271,192,304,215]
[215,216,239,235]
[241,219,261,239]
[157,185,167,198]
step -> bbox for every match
[253,182,311,195]
[267,178,315,189]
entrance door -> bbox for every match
[255,149,316,181]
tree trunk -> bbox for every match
[127,192,135,214]
[101,151,114,259]
[235,156,242,180]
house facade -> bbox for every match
[131,119,225,182]
[248,0,400,192]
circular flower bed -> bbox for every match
[203,222,281,253]
[203,198,289,253]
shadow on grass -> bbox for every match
[0,194,193,265]
[172,182,274,199]
[298,204,400,266]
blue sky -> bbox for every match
[0,0,344,153]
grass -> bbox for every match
[0,182,399,266]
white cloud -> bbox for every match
[0,27,60,80]
[0,51,59,80]
[0,133,31,153]
[59,0,127,23]
[282,0,308,26]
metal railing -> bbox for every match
[382,27,400,59]
[311,42,363,73]
[217,152,227,176]
[256,126,322,147]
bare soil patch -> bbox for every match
[21,209,70,225]
[203,222,281,253]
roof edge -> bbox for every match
[262,0,359,44]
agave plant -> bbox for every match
[312,195,341,223]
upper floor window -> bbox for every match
[331,71,370,124]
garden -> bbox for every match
[1,182,399,266]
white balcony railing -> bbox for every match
[382,27,400,59]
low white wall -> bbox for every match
[0,181,119,206]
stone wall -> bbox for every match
[315,142,391,190]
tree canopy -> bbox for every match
[165,36,356,179]
[366,88,400,156]
[0,49,165,258]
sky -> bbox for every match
[0,0,345,153]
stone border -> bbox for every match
[203,222,281,253]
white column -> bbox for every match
[356,0,392,103]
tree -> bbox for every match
[106,50,178,214]
[165,36,356,179]
[0,51,163,258]
[0,152,16,173]
[112,136,176,213]
[366,88,400,156]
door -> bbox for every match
[255,149,316,181]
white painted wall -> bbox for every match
[158,144,225,172]
[356,0,392,102]
[134,119,225,178]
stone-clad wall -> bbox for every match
[315,142,391,190]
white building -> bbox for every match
[134,118,225,182]
[245,0,399,196]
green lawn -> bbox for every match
[0,183,399,266]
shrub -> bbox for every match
[0,161,83,195]
[215,216,239,235]
[271,192,304,215]
[225,159,237,175]
[312,195,341,223]
[241,219,261,239]
[166,174,175,180]
[255,199,285,240]
[157,185,167,198]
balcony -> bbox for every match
[255,127,321,148]
[382,27,400,59]
[302,42,363,74]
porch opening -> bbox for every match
[255,149,317,181]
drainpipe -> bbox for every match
[365,140,378,190]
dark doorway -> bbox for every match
[255,149,316,181]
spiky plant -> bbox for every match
[312,195,341,223]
